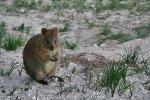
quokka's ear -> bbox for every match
[41,28,48,35]
[50,27,59,34]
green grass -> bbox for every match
[2,36,24,51]
[119,46,149,74]
[94,0,108,13]
[13,23,30,34]
[127,0,139,13]
[107,33,136,43]
[13,0,39,9]
[60,23,70,33]
[109,0,120,10]
[135,23,150,38]
[0,21,6,44]
[0,60,19,76]
[96,62,128,97]
[64,41,77,50]
[137,1,150,12]
[93,0,128,13]
[51,0,69,11]
[40,5,51,12]
[73,0,87,13]
[119,46,141,68]
[85,18,96,29]
[100,24,112,36]
[97,23,150,45]
[118,82,134,96]
[7,0,40,13]
[95,46,149,96]
[97,24,135,45]
[0,1,6,12]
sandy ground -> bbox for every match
[0,0,150,100]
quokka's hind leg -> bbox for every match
[48,67,64,82]
[49,76,64,82]
[48,67,58,76]
[33,70,48,85]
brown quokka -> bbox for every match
[23,27,62,85]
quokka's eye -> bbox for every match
[46,40,49,44]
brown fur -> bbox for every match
[23,27,61,84]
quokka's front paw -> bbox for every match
[50,55,58,62]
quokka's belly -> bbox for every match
[44,61,55,73]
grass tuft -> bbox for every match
[94,0,107,13]
[2,36,24,51]
[96,62,128,97]
[7,0,40,13]
[0,60,20,76]
[100,24,112,36]
[0,21,6,44]
[119,46,150,74]
[64,41,77,50]
[137,1,150,12]
[97,24,135,45]
[109,0,119,10]
[51,0,69,11]
[135,23,150,38]
[85,18,96,29]
[60,23,70,33]
[127,0,139,13]
[73,0,87,13]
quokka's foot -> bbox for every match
[37,80,48,85]
[50,76,64,82]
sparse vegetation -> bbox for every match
[121,46,142,67]
[96,62,128,97]
[95,46,149,97]
[118,82,134,96]
[107,33,135,43]
[0,21,6,45]
[143,80,150,91]
[13,23,30,34]
[40,5,51,12]
[0,1,6,12]
[135,23,150,38]
[0,60,20,76]
[0,0,149,99]
[51,0,69,11]
[60,23,70,33]
[137,1,150,12]
[73,0,87,13]
[85,19,96,29]
[83,64,94,89]
[109,0,120,10]
[97,23,150,45]
[94,0,107,13]
[127,0,139,13]
[7,0,40,13]
[119,46,150,74]
[64,41,77,50]
[2,36,24,51]
[97,24,135,45]
[100,24,112,36]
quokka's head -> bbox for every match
[41,27,59,51]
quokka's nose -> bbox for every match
[50,47,54,51]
